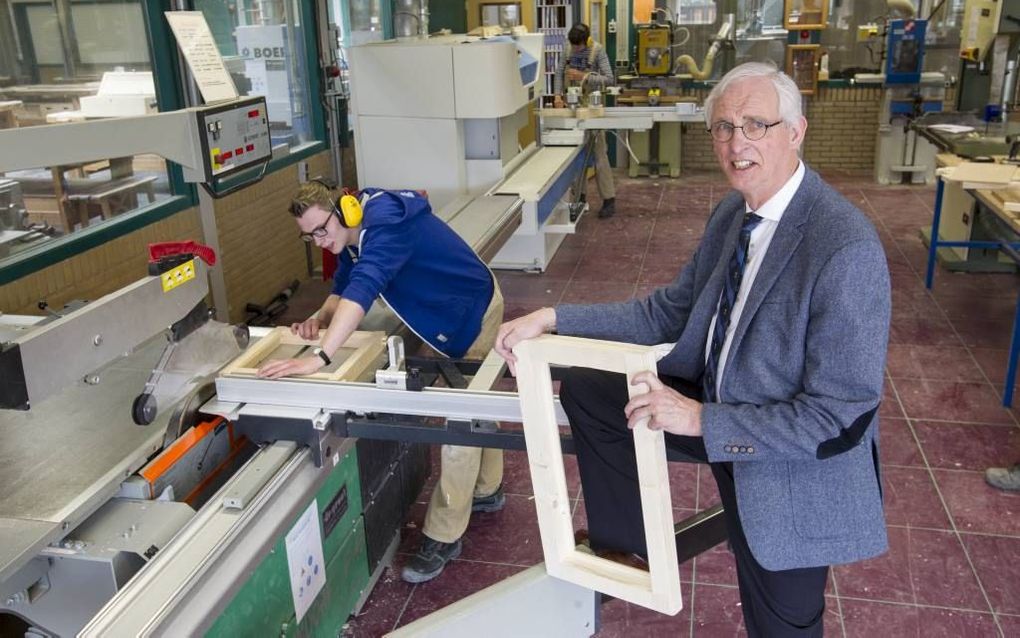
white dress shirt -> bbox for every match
[702,161,805,401]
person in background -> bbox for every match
[553,22,617,219]
[260,182,506,584]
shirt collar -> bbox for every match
[744,161,805,222]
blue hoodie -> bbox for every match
[331,188,495,358]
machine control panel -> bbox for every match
[195,96,271,181]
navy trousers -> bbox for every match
[560,367,829,637]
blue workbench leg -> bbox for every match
[1005,293,1020,407]
[925,177,945,290]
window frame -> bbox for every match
[0,0,327,287]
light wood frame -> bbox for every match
[783,0,828,30]
[513,335,681,615]
[786,44,821,96]
[220,327,386,382]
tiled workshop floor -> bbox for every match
[284,169,1020,637]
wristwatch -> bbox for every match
[312,347,331,366]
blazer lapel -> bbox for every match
[723,172,819,382]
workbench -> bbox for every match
[925,154,1020,406]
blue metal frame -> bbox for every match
[925,176,1020,406]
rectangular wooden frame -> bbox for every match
[220,327,386,382]
[783,0,828,30]
[513,335,681,615]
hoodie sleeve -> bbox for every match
[331,248,356,297]
[341,223,415,313]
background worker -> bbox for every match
[553,23,617,219]
[258,182,506,584]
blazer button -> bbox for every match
[747,446,755,454]
[724,445,732,453]
[739,446,747,453]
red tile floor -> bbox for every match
[312,170,1020,637]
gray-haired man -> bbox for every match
[496,62,891,636]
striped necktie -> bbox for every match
[704,212,764,402]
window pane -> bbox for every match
[0,0,174,265]
[197,0,313,150]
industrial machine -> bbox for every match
[347,32,593,272]
[636,24,673,75]
[857,17,946,184]
[0,36,728,638]
[0,179,56,259]
[0,96,273,198]
[958,0,1020,116]
[617,15,735,178]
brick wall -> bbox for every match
[0,208,202,314]
[212,151,332,323]
[678,85,884,173]
[0,151,332,323]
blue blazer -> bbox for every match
[556,168,891,570]
[332,189,494,358]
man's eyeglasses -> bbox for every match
[298,210,338,242]
[707,119,784,143]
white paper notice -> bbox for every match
[165,11,239,104]
[285,500,327,624]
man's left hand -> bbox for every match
[566,68,585,82]
[624,371,703,436]
[257,355,324,379]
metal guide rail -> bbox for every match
[211,353,728,568]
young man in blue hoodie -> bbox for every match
[259,182,505,583]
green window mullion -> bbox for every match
[299,0,327,143]
[144,0,197,205]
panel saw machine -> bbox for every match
[0,51,728,638]
[0,243,728,637]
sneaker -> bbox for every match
[471,485,506,513]
[986,463,1020,491]
[598,198,616,219]
[401,537,463,584]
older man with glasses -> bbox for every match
[495,62,891,636]
[261,182,506,585]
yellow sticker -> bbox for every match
[161,259,196,292]
[211,147,221,169]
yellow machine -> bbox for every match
[637,25,672,75]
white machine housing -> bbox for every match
[348,34,543,212]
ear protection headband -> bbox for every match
[310,178,363,228]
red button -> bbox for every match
[235,147,243,155]
[246,144,254,152]
[222,151,233,160]
[248,109,260,118]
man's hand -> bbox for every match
[566,68,586,82]
[290,316,320,340]
[624,371,703,436]
[257,355,324,380]
[494,308,556,376]
[553,95,565,108]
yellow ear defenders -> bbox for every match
[337,194,363,228]
[310,178,363,228]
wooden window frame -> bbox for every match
[513,334,682,615]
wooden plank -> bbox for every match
[946,162,1017,188]
[513,334,682,615]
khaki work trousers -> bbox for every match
[592,130,616,200]
[570,131,616,204]
[422,283,505,543]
